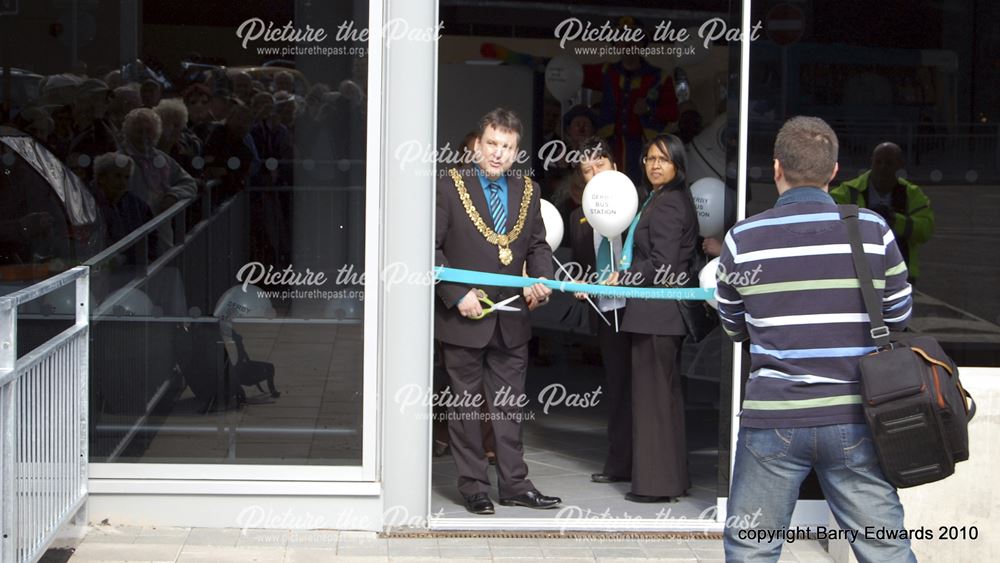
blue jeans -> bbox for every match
[724,423,916,563]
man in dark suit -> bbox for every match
[568,137,634,485]
[435,108,559,514]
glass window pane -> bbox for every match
[0,0,370,466]
[748,0,1000,370]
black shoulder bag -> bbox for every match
[840,204,975,488]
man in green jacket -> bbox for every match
[831,142,934,283]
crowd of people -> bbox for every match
[0,60,367,267]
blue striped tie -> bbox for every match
[487,182,507,234]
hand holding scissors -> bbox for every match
[461,290,521,320]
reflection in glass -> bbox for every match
[0,0,370,465]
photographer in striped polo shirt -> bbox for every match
[719,117,915,563]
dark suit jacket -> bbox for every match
[435,165,554,349]
[620,178,698,336]
[569,206,630,328]
[569,207,596,277]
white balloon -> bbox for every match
[324,296,363,320]
[539,199,564,251]
[40,285,99,317]
[544,56,584,101]
[214,285,276,321]
[582,170,639,238]
[103,287,155,317]
[699,257,721,310]
[690,177,726,237]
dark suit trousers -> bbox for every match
[630,334,690,497]
[441,326,534,498]
[598,319,632,478]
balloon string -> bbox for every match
[610,245,620,333]
[552,256,611,327]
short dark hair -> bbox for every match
[773,116,839,187]
[477,108,522,142]
[563,105,596,132]
[641,134,687,186]
[182,83,211,104]
[575,136,613,172]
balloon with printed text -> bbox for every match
[544,56,584,101]
[690,177,726,237]
[582,170,639,238]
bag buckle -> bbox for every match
[870,326,890,339]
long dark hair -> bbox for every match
[640,134,687,193]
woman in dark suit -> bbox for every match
[615,134,698,502]
[569,137,635,485]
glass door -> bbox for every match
[428,0,750,530]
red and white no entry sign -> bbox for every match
[766,3,805,46]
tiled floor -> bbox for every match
[55,526,836,562]
[431,324,727,521]
[94,320,365,465]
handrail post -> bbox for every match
[1,380,16,563]
[0,295,14,372]
[1,294,18,562]
[75,268,90,328]
[75,269,90,524]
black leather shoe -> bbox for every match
[625,492,676,503]
[499,489,561,509]
[591,473,630,483]
[464,492,495,515]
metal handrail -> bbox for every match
[84,198,191,269]
[1,266,90,563]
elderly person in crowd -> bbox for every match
[69,79,119,182]
[248,91,293,264]
[103,70,124,91]
[202,101,259,201]
[305,83,330,119]
[91,152,156,263]
[140,79,163,109]
[14,106,55,147]
[231,71,254,104]
[182,83,216,142]
[273,71,295,94]
[120,108,197,253]
[249,92,292,186]
[108,86,142,133]
[274,91,299,133]
[154,98,202,176]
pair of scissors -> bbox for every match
[468,290,521,320]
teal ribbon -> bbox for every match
[618,191,656,271]
[596,236,613,283]
[435,266,714,301]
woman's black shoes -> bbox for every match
[591,473,630,483]
[624,492,676,503]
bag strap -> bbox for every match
[838,205,891,349]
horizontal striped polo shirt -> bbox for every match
[716,186,912,428]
